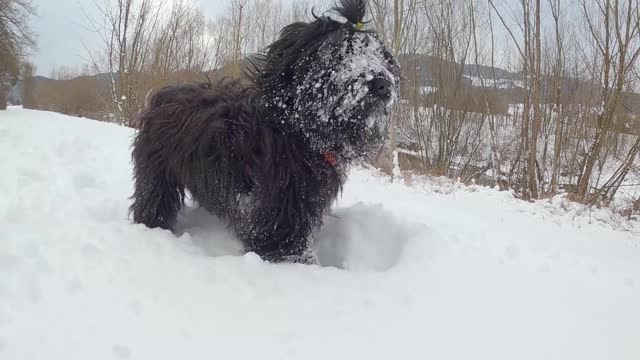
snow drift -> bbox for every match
[1,106,639,360]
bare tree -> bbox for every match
[547,0,565,195]
[206,17,232,72]
[245,0,285,52]
[149,1,212,80]
[0,0,36,108]
[84,0,162,126]
[576,0,640,200]
[487,0,548,199]
[370,0,419,175]
[228,0,249,76]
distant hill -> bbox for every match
[7,57,640,115]
[8,76,50,105]
[8,73,116,105]
[398,54,522,88]
[398,53,640,114]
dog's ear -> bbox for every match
[259,20,341,86]
[332,0,366,24]
[241,53,268,83]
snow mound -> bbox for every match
[175,201,415,272]
[315,203,415,271]
[1,107,640,360]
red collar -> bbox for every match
[323,151,338,167]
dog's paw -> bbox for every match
[272,252,318,265]
[263,245,320,265]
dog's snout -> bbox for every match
[370,77,391,98]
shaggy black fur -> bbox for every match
[130,0,400,263]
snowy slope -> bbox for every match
[1,106,640,360]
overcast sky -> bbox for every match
[29,0,231,76]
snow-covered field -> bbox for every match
[1,106,640,360]
[399,104,640,211]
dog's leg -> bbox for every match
[232,200,317,264]
[236,183,335,265]
[130,158,184,231]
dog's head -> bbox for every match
[246,0,400,159]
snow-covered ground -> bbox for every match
[465,75,525,90]
[1,106,640,360]
[399,104,640,210]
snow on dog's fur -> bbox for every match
[129,0,401,263]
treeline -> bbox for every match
[22,0,316,126]
[9,0,640,215]
[379,0,640,215]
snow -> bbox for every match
[419,85,437,94]
[1,106,640,360]
[392,149,402,178]
[465,75,525,89]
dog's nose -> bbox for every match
[370,77,392,98]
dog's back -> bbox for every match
[130,79,260,229]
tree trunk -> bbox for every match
[527,0,541,199]
[387,0,403,178]
[576,129,606,197]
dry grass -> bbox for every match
[0,87,7,110]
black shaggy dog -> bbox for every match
[130,0,401,264]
